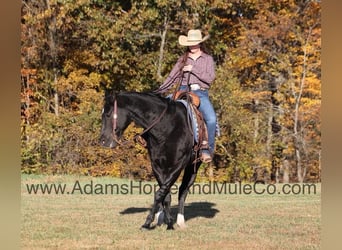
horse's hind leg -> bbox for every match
[177,162,200,228]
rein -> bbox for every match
[112,98,168,146]
[112,99,122,145]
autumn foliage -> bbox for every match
[21,0,321,183]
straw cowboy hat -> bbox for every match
[178,29,210,46]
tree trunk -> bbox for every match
[46,0,59,116]
[54,90,59,117]
[253,99,259,144]
[282,159,290,183]
[267,103,277,183]
[157,17,168,80]
[293,24,316,183]
[266,104,273,158]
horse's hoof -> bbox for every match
[166,225,174,230]
[140,225,150,231]
[176,213,187,229]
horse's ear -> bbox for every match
[104,89,112,98]
[104,89,117,105]
[105,89,116,100]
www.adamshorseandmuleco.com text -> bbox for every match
[24,180,318,196]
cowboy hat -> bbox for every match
[178,29,210,46]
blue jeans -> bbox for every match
[180,86,216,155]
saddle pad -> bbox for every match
[176,100,199,143]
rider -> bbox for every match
[155,29,216,163]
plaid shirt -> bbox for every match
[159,52,216,92]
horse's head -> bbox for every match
[99,92,131,148]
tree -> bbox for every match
[21,0,321,183]
[209,0,321,182]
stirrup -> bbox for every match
[201,140,209,150]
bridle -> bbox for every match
[112,99,122,145]
[111,98,168,146]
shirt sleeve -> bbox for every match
[157,57,183,93]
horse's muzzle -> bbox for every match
[99,136,116,148]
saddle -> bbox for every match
[173,91,209,154]
[173,91,200,108]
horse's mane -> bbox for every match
[119,91,174,105]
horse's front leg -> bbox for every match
[162,192,173,229]
[141,185,169,230]
[177,162,200,228]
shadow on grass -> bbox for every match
[179,202,219,221]
[119,207,150,214]
[120,201,219,221]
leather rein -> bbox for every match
[112,98,168,146]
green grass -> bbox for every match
[21,174,321,249]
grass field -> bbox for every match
[21,174,321,249]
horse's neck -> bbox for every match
[120,94,166,130]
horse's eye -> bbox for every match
[102,107,111,118]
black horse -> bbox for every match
[100,91,202,230]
